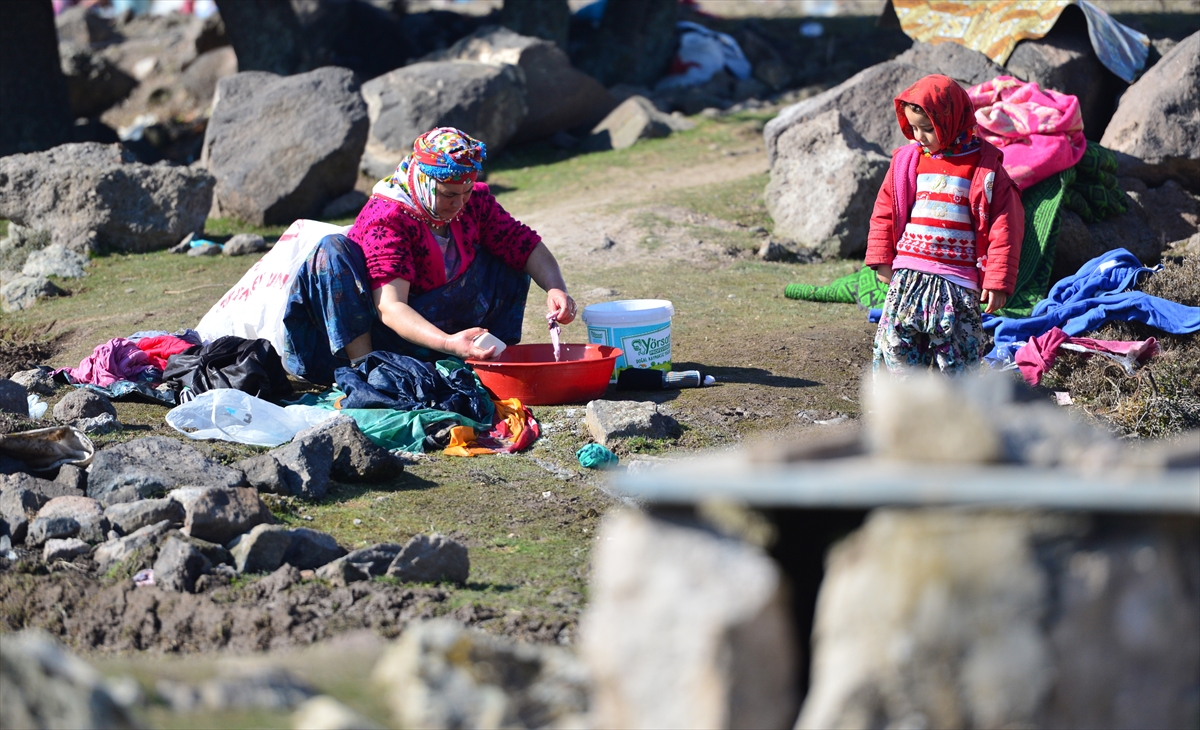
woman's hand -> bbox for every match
[444,327,496,360]
[980,289,1008,314]
[547,288,577,324]
[875,264,894,284]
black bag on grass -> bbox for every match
[164,336,292,402]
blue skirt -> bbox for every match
[282,234,531,385]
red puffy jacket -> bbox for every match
[864,139,1025,294]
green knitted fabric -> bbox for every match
[995,169,1070,318]
[1064,144,1130,223]
[785,265,888,308]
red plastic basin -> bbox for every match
[467,344,622,405]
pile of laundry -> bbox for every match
[984,248,1200,381]
[47,329,539,456]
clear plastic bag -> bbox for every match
[27,394,47,419]
[165,388,336,447]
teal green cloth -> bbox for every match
[785,265,888,308]
[290,388,493,453]
[577,443,618,469]
[995,169,1070,318]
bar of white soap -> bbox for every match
[472,332,507,359]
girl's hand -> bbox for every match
[547,288,576,324]
[980,289,1008,314]
[445,327,496,360]
[875,264,894,284]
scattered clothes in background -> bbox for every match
[577,443,619,470]
[891,0,1149,82]
[443,399,540,457]
[1013,326,1159,386]
[996,170,1070,318]
[56,338,153,387]
[656,21,752,90]
[134,335,197,371]
[166,389,337,447]
[968,76,1087,190]
[986,249,1200,364]
[1063,144,1130,223]
[334,352,494,424]
[786,265,889,308]
[163,336,293,402]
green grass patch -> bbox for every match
[663,171,772,230]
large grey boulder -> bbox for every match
[893,41,1004,87]
[153,535,212,592]
[580,509,798,729]
[1100,31,1200,192]
[92,519,172,572]
[1005,8,1125,140]
[1,275,68,314]
[201,67,368,225]
[798,509,1199,730]
[585,399,678,447]
[1052,204,1163,284]
[0,379,27,416]
[52,388,116,423]
[359,61,527,180]
[239,426,333,500]
[0,630,139,730]
[171,486,272,545]
[104,497,184,535]
[582,95,692,152]
[385,533,469,585]
[315,542,403,586]
[766,109,891,258]
[20,244,89,279]
[43,537,90,562]
[228,524,344,574]
[764,62,927,166]
[0,143,214,254]
[87,437,246,506]
[372,619,589,730]
[1124,178,1200,245]
[61,48,136,118]
[320,415,406,483]
[35,495,106,543]
[428,26,616,144]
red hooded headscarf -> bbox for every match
[894,74,977,148]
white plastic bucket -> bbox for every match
[582,299,674,382]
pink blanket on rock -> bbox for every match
[968,76,1087,190]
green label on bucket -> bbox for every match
[620,324,671,370]
[587,327,609,346]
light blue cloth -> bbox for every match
[985,248,1200,363]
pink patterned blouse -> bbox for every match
[346,183,541,295]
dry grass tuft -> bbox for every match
[1042,256,1200,438]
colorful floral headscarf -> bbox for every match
[894,74,980,158]
[373,127,487,225]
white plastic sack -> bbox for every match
[165,388,337,448]
[195,219,350,370]
[655,21,752,90]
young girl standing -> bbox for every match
[866,74,1024,375]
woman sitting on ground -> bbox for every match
[282,127,577,385]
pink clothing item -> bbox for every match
[893,255,979,290]
[135,335,195,370]
[347,183,541,295]
[1014,326,1159,386]
[968,76,1087,190]
[59,338,152,387]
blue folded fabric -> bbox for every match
[985,248,1200,363]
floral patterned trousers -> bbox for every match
[872,268,984,375]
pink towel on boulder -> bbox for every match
[968,76,1087,190]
